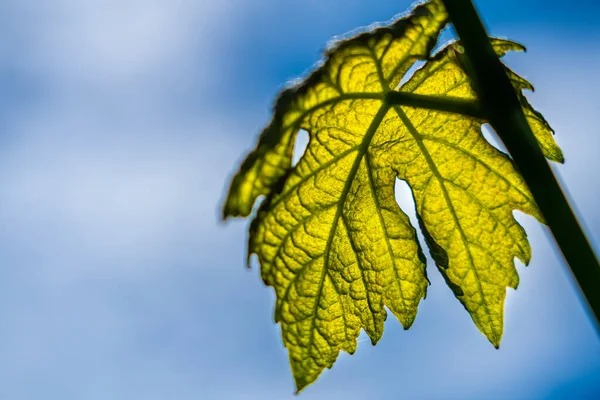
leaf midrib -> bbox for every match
[393,105,500,341]
[364,152,410,305]
[306,103,390,357]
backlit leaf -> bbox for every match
[222,0,562,392]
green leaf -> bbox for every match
[222,0,562,392]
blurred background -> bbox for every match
[0,0,598,398]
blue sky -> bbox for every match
[0,0,599,399]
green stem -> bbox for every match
[441,0,600,333]
[385,92,484,118]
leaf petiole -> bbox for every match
[385,91,484,118]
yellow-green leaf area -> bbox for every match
[222,0,562,392]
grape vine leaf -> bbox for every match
[222,0,562,392]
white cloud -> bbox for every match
[1,0,239,87]
[0,0,252,282]
[0,1,598,399]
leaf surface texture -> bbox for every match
[222,0,562,391]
